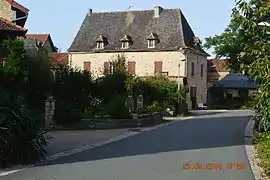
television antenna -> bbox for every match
[127,6,134,10]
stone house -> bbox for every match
[68,6,209,109]
[0,0,29,27]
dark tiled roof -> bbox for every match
[68,8,204,53]
[23,38,41,57]
[0,17,27,32]
[215,73,258,89]
[49,53,68,65]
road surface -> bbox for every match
[2,110,255,180]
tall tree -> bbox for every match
[205,0,270,131]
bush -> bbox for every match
[146,101,163,113]
[105,95,131,119]
[0,90,49,167]
[132,76,186,114]
[52,66,93,124]
[54,101,84,124]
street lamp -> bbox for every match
[178,58,186,91]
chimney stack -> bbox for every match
[154,6,163,18]
[88,8,93,16]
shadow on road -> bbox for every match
[39,113,252,167]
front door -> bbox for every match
[190,86,197,109]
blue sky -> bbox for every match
[19,0,235,55]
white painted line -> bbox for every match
[244,116,265,180]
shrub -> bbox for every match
[54,101,84,124]
[132,76,186,113]
[52,66,93,124]
[105,95,131,119]
[146,101,163,113]
[0,90,49,167]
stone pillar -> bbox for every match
[137,95,143,111]
[45,96,56,128]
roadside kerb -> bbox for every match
[244,116,264,180]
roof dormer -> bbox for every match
[120,35,132,49]
[95,35,108,49]
[147,33,159,48]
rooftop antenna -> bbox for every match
[127,6,134,10]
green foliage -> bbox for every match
[93,72,128,104]
[52,66,93,124]
[132,76,186,110]
[0,90,49,167]
[253,132,270,176]
[205,0,270,131]
[105,95,131,119]
[0,40,27,95]
[146,101,163,113]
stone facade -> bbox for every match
[69,51,208,108]
[0,0,12,20]
[185,52,208,108]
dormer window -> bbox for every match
[147,33,159,48]
[97,42,104,49]
[120,35,132,49]
[148,40,155,48]
[95,35,108,49]
[193,36,202,48]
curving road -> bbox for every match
[2,110,255,180]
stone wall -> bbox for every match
[69,51,186,78]
[185,52,208,108]
[0,0,12,20]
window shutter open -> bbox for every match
[154,61,163,74]
[84,62,91,72]
[128,61,136,75]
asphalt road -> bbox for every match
[2,110,255,180]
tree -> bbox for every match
[205,0,270,131]
[204,0,270,73]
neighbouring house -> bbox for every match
[0,16,27,64]
[25,34,57,53]
[208,73,258,105]
[68,6,209,109]
[215,73,258,99]
[207,59,231,88]
[0,0,29,27]
[24,36,67,66]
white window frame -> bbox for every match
[148,40,156,48]
[121,41,130,49]
[96,42,104,49]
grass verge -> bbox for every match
[253,132,270,178]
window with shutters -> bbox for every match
[84,62,91,72]
[191,62,195,77]
[128,61,136,75]
[154,61,163,74]
[200,64,204,77]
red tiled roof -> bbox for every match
[0,17,27,31]
[26,34,50,45]
[7,0,29,13]
[49,53,68,65]
[208,59,231,72]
